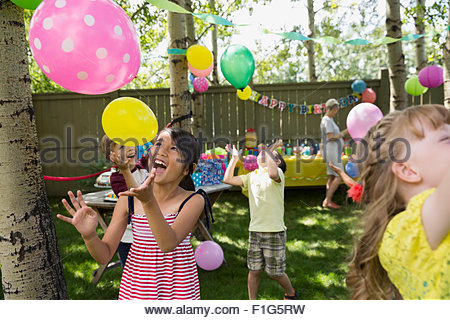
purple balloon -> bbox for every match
[418,65,443,88]
[194,241,224,271]
[347,103,383,141]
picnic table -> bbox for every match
[83,183,232,285]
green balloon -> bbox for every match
[10,0,43,10]
[405,76,428,96]
[220,44,255,90]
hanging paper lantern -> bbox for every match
[351,80,367,94]
[347,103,383,141]
[11,0,43,10]
[193,77,209,93]
[361,88,377,103]
[29,0,141,95]
[186,45,213,71]
[220,44,255,90]
[102,97,158,147]
[243,155,258,171]
[237,86,252,100]
[188,62,213,77]
[405,76,428,96]
[418,65,444,88]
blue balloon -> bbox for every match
[351,80,367,94]
[345,162,359,178]
[189,73,195,84]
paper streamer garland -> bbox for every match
[148,0,450,46]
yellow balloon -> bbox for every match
[186,45,213,71]
[102,97,158,147]
[237,86,252,100]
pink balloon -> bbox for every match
[193,77,209,93]
[418,65,443,88]
[243,155,258,171]
[194,241,224,271]
[347,103,384,141]
[188,62,213,77]
[29,0,140,95]
[362,88,377,103]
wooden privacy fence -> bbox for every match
[33,69,444,196]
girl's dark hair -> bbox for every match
[157,127,200,191]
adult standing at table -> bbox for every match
[320,99,348,209]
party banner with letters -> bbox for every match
[247,90,360,115]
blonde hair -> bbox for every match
[347,104,450,299]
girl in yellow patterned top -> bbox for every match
[346,104,449,299]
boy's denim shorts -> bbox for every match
[247,230,286,277]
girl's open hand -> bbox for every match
[118,169,156,205]
[57,190,98,239]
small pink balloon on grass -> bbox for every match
[347,103,384,141]
[195,241,224,271]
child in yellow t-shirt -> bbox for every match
[347,104,450,299]
[223,143,297,300]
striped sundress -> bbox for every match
[118,197,201,300]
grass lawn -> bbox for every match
[0,186,361,300]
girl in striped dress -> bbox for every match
[58,128,207,299]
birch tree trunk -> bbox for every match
[386,0,408,111]
[185,0,203,137]
[415,0,426,73]
[444,7,450,109]
[210,0,219,85]
[168,0,191,131]
[0,1,67,299]
[306,0,317,82]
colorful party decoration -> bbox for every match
[351,80,367,94]
[347,103,383,141]
[193,77,209,93]
[361,88,377,103]
[247,89,359,116]
[220,44,255,90]
[405,76,428,96]
[243,155,258,171]
[11,0,42,10]
[186,45,213,70]
[237,86,252,100]
[418,65,444,88]
[188,62,213,77]
[345,162,359,178]
[194,241,224,271]
[102,97,158,147]
[148,1,450,46]
[29,0,141,95]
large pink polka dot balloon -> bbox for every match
[29,0,140,95]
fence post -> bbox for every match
[378,68,390,114]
